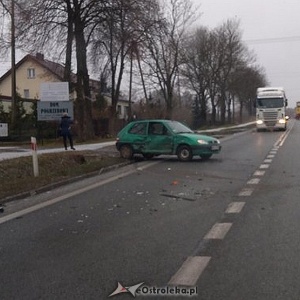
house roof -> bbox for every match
[0,53,100,90]
[0,53,68,83]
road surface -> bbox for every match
[0,120,299,299]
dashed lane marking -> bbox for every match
[253,170,265,176]
[247,178,260,185]
[204,223,232,239]
[259,164,270,169]
[264,159,272,163]
[225,202,246,214]
[168,256,211,287]
[238,188,254,196]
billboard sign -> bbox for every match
[37,101,73,121]
[40,82,69,102]
[0,123,8,137]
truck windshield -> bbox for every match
[256,97,284,108]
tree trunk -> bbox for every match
[239,102,244,123]
[211,105,217,125]
[64,2,73,83]
[74,15,94,140]
[220,92,226,124]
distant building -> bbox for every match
[0,53,129,121]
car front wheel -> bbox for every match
[177,145,193,162]
[120,144,133,159]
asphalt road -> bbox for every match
[0,120,299,299]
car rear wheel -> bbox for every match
[120,144,133,159]
[177,145,193,162]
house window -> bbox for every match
[27,68,35,79]
[117,105,122,117]
[24,89,30,98]
[124,106,129,119]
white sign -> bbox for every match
[40,82,69,101]
[37,101,73,121]
[0,123,8,137]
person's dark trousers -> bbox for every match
[62,133,74,150]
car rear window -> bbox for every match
[128,122,147,135]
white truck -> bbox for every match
[256,87,288,131]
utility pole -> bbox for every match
[11,0,17,128]
[128,43,133,121]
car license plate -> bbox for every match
[211,145,220,151]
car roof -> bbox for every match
[131,119,177,123]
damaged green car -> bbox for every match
[116,120,221,162]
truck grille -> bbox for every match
[263,111,278,127]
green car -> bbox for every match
[116,120,221,161]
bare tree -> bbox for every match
[13,0,108,140]
[229,63,267,122]
[214,19,249,124]
[143,0,198,119]
[184,26,224,124]
[0,0,11,53]
[90,0,159,133]
[182,19,259,125]
[181,26,212,125]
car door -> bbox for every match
[127,121,148,151]
[145,121,174,154]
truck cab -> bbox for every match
[256,87,288,131]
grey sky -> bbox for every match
[196,0,300,108]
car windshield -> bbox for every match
[167,121,194,134]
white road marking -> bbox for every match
[204,223,232,239]
[253,170,265,176]
[168,256,211,287]
[275,124,293,147]
[238,188,254,196]
[225,202,246,213]
[247,178,260,185]
[260,164,269,169]
[264,159,272,163]
[267,155,275,159]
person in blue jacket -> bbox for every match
[60,112,75,150]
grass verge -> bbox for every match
[0,151,126,202]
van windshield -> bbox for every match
[256,97,284,108]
